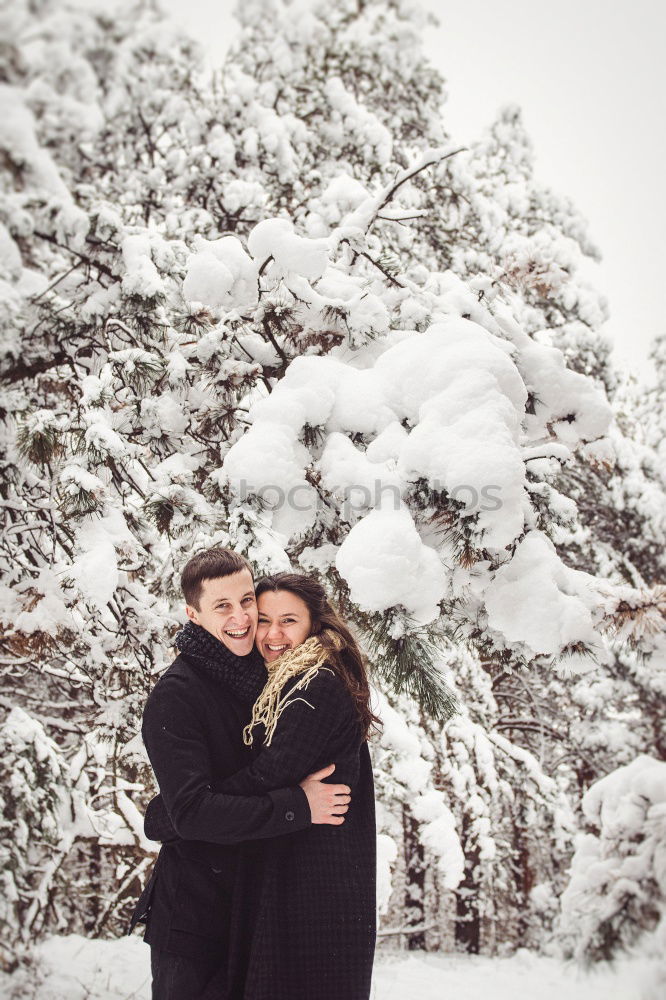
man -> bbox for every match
[127,547,351,999]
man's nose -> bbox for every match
[229,606,251,623]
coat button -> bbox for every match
[285,810,295,821]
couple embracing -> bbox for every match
[127,547,380,999]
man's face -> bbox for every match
[185,568,257,655]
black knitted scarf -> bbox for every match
[175,621,267,707]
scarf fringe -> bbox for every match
[243,631,342,747]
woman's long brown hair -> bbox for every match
[254,573,383,741]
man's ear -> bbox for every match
[185,605,199,624]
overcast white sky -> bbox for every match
[157,0,665,384]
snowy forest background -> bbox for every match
[1,0,665,996]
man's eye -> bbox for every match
[242,597,255,604]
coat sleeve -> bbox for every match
[218,668,358,796]
[141,673,311,844]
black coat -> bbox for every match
[127,647,311,961]
[145,665,377,1000]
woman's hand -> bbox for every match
[299,763,351,825]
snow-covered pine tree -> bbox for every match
[190,0,662,953]
[638,333,666,472]
[535,337,666,980]
[555,755,666,999]
[0,0,218,960]
[0,707,71,971]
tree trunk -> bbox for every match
[402,805,426,950]
[455,813,480,953]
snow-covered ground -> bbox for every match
[0,934,655,999]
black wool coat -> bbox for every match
[145,665,377,1000]
[127,641,312,961]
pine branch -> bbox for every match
[601,585,666,645]
[330,576,462,722]
[34,231,116,280]
[364,146,468,234]
[364,614,463,722]
[2,352,70,385]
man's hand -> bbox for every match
[299,763,351,825]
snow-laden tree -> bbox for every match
[0,707,70,970]
[556,755,666,999]
[185,0,665,952]
[0,0,207,963]
[1,0,664,968]
[639,333,666,470]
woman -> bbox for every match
[145,572,381,1000]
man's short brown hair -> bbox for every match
[181,548,253,609]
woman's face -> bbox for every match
[256,590,312,664]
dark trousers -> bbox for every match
[150,945,229,1000]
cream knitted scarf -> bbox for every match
[243,628,345,747]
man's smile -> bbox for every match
[224,626,251,639]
